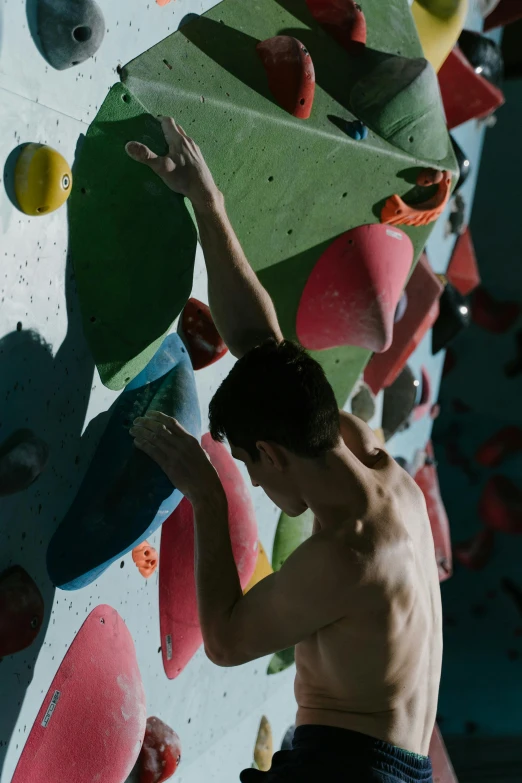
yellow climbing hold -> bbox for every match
[243,541,273,594]
[14,143,72,216]
[411,0,468,72]
[254,716,273,772]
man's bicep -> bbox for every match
[223,535,356,665]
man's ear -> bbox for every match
[256,441,287,472]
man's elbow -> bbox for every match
[204,643,247,668]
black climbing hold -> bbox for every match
[449,135,471,192]
[448,193,466,236]
[458,30,504,87]
[0,566,44,657]
[281,725,295,751]
[382,365,418,441]
[37,0,105,70]
[0,429,49,496]
[432,283,471,355]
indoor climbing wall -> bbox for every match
[0,0,501,782]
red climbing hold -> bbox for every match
[159,435,258,678]
[297,224,413,353]
[11,605,146,783]
[438,46,504,130]
[428,725,459,783]
[475,426,522,468]
[0,566,44,657]
[471,286,521,333]
[413,366,432,422]
[364,253,443,393]
[447,228,481,296]
[178,298,228,371]
[485,0,522,31]
[306,0,367,54]
[256,36,316,119]
[140,717,181,783]
[480,475,522,534]
[453,528,495,571]
[414,443,452,582]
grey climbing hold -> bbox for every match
[351,382,376,423]
[382,365,417,441]
[350,56,448,161]
[394,291,408,323]
[0,429,49,496]
[37,0,105,70]
[281,725,295,751]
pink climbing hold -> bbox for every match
[296,224,413,353]
[414,443,452,582]
[156,0,173,6]
[140,717,182,783]
[364,253,443,394]
[256,36,316,119]
[159,435,258,679]
[479,475,522,534]
[306,0,367,54]
[11,605,146,783]
[178,298,228,371]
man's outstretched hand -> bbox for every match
[130,411,226,508]
[125,116,222,211]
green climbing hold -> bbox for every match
[267,646,295,674]
[68,83,197,389]
[271,508,314,571]
[350,56,449,161]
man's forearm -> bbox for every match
[192,490,244,663]
[194,196,283,358]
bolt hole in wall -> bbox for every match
[268,176,274,182]
[122,94,130,103]
[73,26,92,43]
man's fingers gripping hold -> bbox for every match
[125,141,174,178]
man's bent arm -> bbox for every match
[194,197,283,358]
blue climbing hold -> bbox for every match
[47,333,201,590]
[345,120,369,140]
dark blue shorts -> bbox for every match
[240,725,433,782]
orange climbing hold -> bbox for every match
[381,172,453,227]
[438,46,504,129]
[306,0,367,53]
[178,298,228,370]
[132,541,158,578]
[297,224,413,353]
[256,36,316,119]
[140,717,181,783]
[447,227,481,296]
[416,168,444,186]
[156,0,173,5]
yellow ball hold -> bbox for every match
[243,541,273,594]
[14,143,73,216]
[411,0,468,72]
[254,716,273,772]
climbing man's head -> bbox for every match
[209,339,341,516]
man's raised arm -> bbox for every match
[126,116,283,358]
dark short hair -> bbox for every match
[209,339,341,461]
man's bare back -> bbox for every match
[294,413,442,756]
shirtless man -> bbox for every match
[126,118,442,783]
